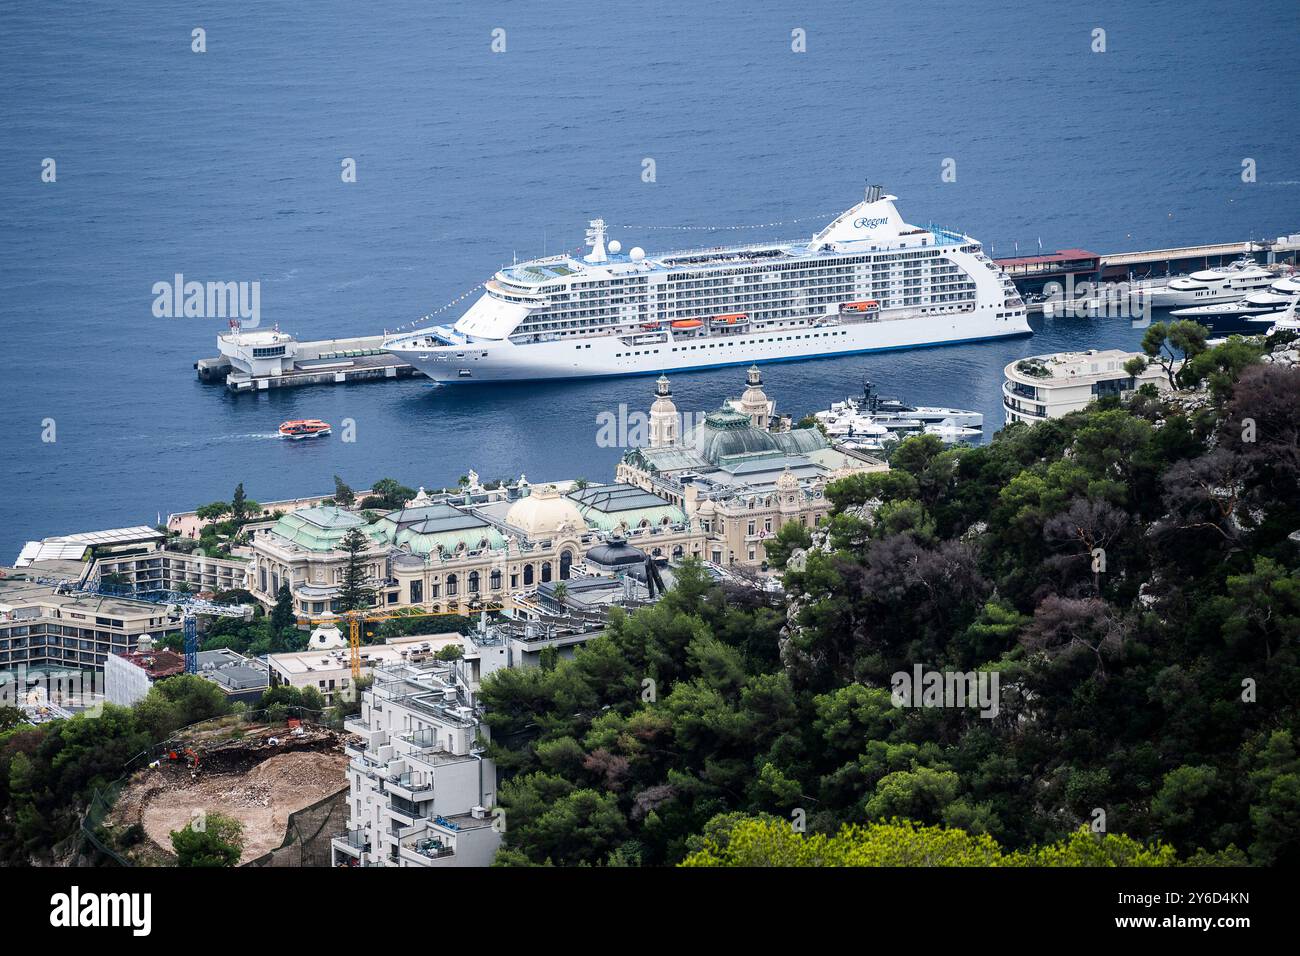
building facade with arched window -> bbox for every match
[246,370,888,620]
[250,477,700,621]
[616,369,887,567]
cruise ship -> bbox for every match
[383,186,1031,383]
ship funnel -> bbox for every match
[865,184,883,204]
[584,219,609,264]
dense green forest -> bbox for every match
[481,332,1300,866]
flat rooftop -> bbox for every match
[267,634,460,676]
[0,570,172,621]
[1007,349,1148,387]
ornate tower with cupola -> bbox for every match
[649,375,679,447]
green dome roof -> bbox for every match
[270,507,384,552]
[683,409,782,465]
[567,483,686,531]
[372,503,506,557]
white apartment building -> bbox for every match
[1002,349,1171,425]
[332,649,508,867]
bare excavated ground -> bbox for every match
[107,732,347,865]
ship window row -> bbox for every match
[653,329,852,355]
[519,284,975,332]
[536,275,970,314]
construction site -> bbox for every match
[98,717,349,866]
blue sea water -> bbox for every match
[1,0,1298,558]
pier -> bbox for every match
[196,331,417,392]
[997,235,1300,303]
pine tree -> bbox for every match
[232,482,248,524]
[338,527,375,612]
[271,584,295,634]
[333,475,356,508]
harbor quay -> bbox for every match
[196,329,416,392]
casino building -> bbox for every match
[246,368,886,618]
[618,367,886,566]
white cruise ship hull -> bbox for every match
[392,311,1031,384]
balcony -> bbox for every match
[399,834,456,865]
[343,717,373,737]
[343,739,369,761]
[1002,379,1038,402]
[386,773,434,804]
[399,728,440,752]
[332,828,371,857]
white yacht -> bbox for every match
[1136,258,1275,309]
[814,381,983,451]
[1246,295,1300,335]
[1171,273,1300,332]
[383,186,1030,383]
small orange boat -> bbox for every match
[712,312,747,324]
[279,419,331,440]
[670,319,703,329]
[840,300,879,313]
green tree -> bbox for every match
[1140,319,1210,388]
[171,812,244,866]
[337,527,376,612]
[195,501,230,522]
[271,583,295,634]
[681,818,1200,868]
[1247,731,1300,865]
[762,520,813,570]
[0,707,26,732]
[333,475,357,508]
[231,482,248,524]
[367,478,415,510]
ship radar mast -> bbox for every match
[584,218,609,264]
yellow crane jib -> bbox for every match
[295,600,516,681]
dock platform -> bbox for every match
[196,334,419,392]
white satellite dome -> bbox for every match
[630,246,645,261]
[311,622,346,649]
[608,239,622,254]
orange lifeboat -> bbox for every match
[671,319,703,329]
[712,312,747,324]
[278,419,332,440]
[840,300,879,313]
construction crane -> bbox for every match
[176,599,253,673]
[298,600,516,680]
[35,575,252,674]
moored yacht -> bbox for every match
[383,185,1030,384]
[1171,273,1300,333]
[1246,295,1300,335]
[813,380,983,451]
[1136,258,1275,309]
